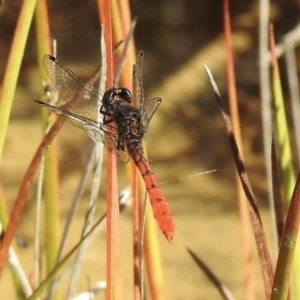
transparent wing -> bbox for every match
[35,100,130,162]
[133,51,162,133]
[100,121,130,163]
[39,56,131,162]
[43,55,103,122]
[142,97,162,132]
[133,51,144,112]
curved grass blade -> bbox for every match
[271,138,285,246]
[187,247,235,300]
[0,0,37,277]
[271,170,300,299]
[27,212,108,300]
[204,65,274,298]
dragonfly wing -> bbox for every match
[133,51,144,113]
[142,97,162,132]
[133,51,161,133]
[36,100,130,163]
[105,136,130,163]
[37,56,131,163]
[43,55,103,121]
[36,100,129,162]
[34,100,105,144]
[100,122,130,163]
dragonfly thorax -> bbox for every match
[102,88,132,109]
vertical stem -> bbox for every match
[223,1,256,299]
[98,1,123,299]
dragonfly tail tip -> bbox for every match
[166,234,174,245]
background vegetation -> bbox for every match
[1,0,300,299]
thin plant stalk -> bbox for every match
[65,144,103,300]
[269,26,295,211]
[204,65,274,299]
[47,143,95,299]
[270,170,300,300]
[0,0,37,163]
[0,222,32,298]
[27,211,109,300]
[0,0,38,277]
[271,139,285,247]
[139,191,147,300]
[111,0,136,89]
[7,247,32,298]
[0,117,66,278]
[35,0,61,292]
[0,0,38,276]
[34,151,44,289]
[110,3,146,298]
[259,0,275,247]
[113,18,137,87]
[223,1,255,299]
[283,38,300,165]
[0,185,8,228]
[144,206,165,299]
[269,24,299,299]
[0,50,103,281]
[133,54,167,297]
[65,30,106,299]
[187,247,235,300]
[98,1,123,299]
[133,168,141,300]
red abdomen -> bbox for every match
[127,142,175,243]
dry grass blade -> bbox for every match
[27,209,110,300]
[271,170,300,299]
[98,1,123,299]
[34,86,58,290]
[138,189,148,300]
[65,143,103,300]
[269,24,295,204]
[258,0,273,211]
[0,43,103,286]
[0,0,37,163]
[271,138,285,246]
[204,65,260,218]
[34,142,44,289]
[0,0,37,276]
[7,247,32,297]
[48,192,129,298]
[186,247,235,300]
[0,223,32,297]
[223,1,256,298]
[274,23,300,59]
[113,18,137,86]
[283,39,300,164]
[269,24,300,298]
[0,117,65,276]
[204,65,274,298]
[73,281,107,300]
[56,144,96,263]
[35,0,60,288]
[65,29,106,300]
[47,144,96,299]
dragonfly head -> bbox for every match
[102,88,132,108]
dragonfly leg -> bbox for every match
[100,106,116,126]
[103,117,115,125]
[100,106,114,117]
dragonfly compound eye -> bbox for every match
[102,88,117,108]
[115,88,132,104]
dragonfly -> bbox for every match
[35,51,175,243]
